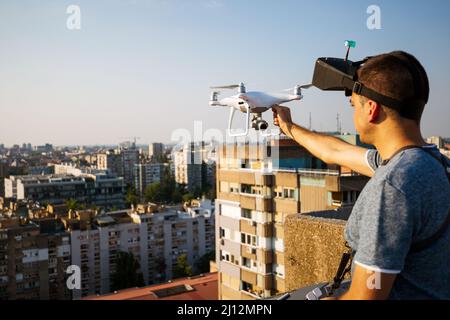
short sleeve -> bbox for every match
[353,180,417,273]
[365,149,382,172]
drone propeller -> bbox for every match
[281,84,313,92]
[210,84,240,90]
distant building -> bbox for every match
[34,144,53,154]
[172,141,218,194]
[97,151,122,177]
[133,163,168,196]
[4,169,125,210]
[97,145,140,187]
[0,216,71,300]
[121,145,140,187]
[427,136,444,149]
[148,143,164,160]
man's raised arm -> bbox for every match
[272,105,374,177]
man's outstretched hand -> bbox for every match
[272,105,293,136]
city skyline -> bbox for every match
[1,0,450,146]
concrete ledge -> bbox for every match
[284,212,349,291]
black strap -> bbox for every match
[329,243,354,296]
[341,77,425,120]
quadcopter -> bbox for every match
[209,40,358,137]
[209,82,312,137]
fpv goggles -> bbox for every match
[311,57,425,120]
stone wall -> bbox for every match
[284,213,348,291]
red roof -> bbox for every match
[83,272,218,300]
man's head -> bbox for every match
[350,51,429,144]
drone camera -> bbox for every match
[251,114,269,131]
[257,120,268,131]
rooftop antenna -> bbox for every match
[336,113,342,134]
[309,112,312,130]
[344,40,356,62]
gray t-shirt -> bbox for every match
[345,145,450,300]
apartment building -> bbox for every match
[148,143,164,160]
[97,151,122,177]
[64,200,214,298]
[215,137,369,300]
[4,169,125,210]
[133,163,168,196]
[0,215,71,300]
[173,142,217,193]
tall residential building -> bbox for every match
[0,215,71,300]
[97,151,122,177]
[148,143,164,160]
[133,163,168,196]
[215,137,369,300]
[121,145,140,187]
[63,200,214,298]
[171,141,217,196]
[173,142,204,192]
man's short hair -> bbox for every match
[357,51,429,122]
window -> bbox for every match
[242,257,251,268]
[241,209,252,219]
[229,183,239,193]
[241,233,257,246]
[283,188,295,199]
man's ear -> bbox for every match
[367,100,381,123]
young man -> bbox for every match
[272,51,450,300]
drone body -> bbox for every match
[209,82,311,137]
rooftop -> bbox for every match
[83,272,218,300]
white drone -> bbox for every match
[209,82,312,137]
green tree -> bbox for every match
[125,186,139,207]
[194,251,216,275]
[144,182,163,203]
[171,189,183,203]
[172,254,193,279]
[182,192,195,203]
[65,198,79,211]
[111,251,145,291]
[144,168,183,204]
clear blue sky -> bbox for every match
[1,0,449,146]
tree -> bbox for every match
[111,251,145,291]
[194,251,216,275]
[125,186,139,207]
[65,198,79,211]
[144,182,163,203]
[144,168,183,204]
[171,189,183,203]
[182,192,195,203]
[172,254,193,279]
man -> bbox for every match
[272,51,450,300]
